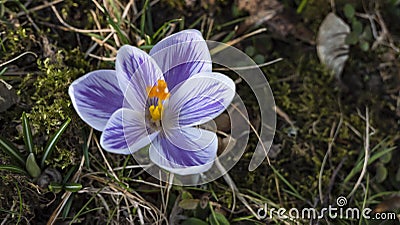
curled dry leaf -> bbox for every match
[317,13,350,79]
[37,167,62,189]
[0,79,18,112]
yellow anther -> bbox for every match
[147,80,170,100]
[158,80,167,89]
[147,80,169,122]
[149,105,162,121]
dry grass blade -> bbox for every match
[230,103,271,166]
[215,159,260,220]
[210,28,267,55]
[46,1,112,33]
[93,134,121,182]
[0,51,37,68]
[214,58,283,71]
[347,107,370,198]
[46,155,86,225]
[88,54,116,61]
[85,174,166,224]
[318,116,343,204]
[131,0,161,21]
[16,0,64,17]
[275,105,294,127]
[0,201,16,225]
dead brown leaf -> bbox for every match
[237,0,315,44]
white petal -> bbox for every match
[69,70,123,131]
[100,108,159,154]
[149,128,217,175]
[162,72,235,129]
[150,29,212,90]
[115,45,164,111]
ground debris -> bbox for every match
[237,0,315,44]
[0,79,18,112]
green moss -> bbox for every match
[0,23,35,59]
[23,50,84,133]
[18,48,90,169]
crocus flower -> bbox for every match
[69,30,235,175]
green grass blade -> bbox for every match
[0,67,7,76]
[64,183,82,192]
[296,0,308,14]
[146,3,154,34]
[106,16,129,45]
[188,15,204,29]
[40,118,71,168]
[140,0,150,37]
[63,165,77,184]
[80,127,92,170]
[138,45,154,50]
[0,165,28,175]
[48,182,63,193]
[71,188,102,223]
[0,136,25,166]
[344,146,396,183]
[95,4,129,45]
[62,193,74,219]
[22,112,34,154]
[83,142,90,169]
[270,165,306,201]
[152,18,183,41]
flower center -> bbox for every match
[147,80,169,121]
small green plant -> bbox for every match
[178,191,231,225]
[0,113,72,182]
[343,3,373,51]
[245,46,266,64]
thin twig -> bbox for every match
[0,51,37,68]
[275,105,295,127]
[1,201,16,225]
[213,58,283,71]
[17,0,64,17]
[93,134,121,182]
[112,164,152,171]
[46,155,86,225]
[210,28,267,55]
[318,116,343,204]
[230,103,271,165]
[215,159,260,220]
[47,1,112,33]
[347,107,370,198]
[131,0,161,22]
[88,54,116,61]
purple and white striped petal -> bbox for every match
[162,72,235,128]
[150,29,212,90]
[149,127,218,175]
[115,45,164,111]
[100,108,159,154]
[69,70,123,131]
